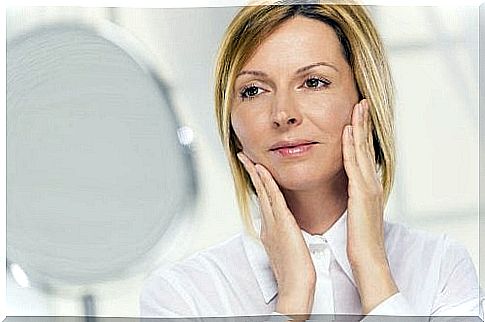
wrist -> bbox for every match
[276,287,315,316]
[361,288,399,315]
[352,258,398,314]
[348,242,387,268]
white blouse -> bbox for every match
[139,211,483,319]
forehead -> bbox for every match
[241,16,345,72]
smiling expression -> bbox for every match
[230,16,360,192]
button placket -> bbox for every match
[309,236,330,270]
[309,238,334,314]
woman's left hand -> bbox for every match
[342,99,398,314]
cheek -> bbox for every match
[302,96,353,137]
[230,110,266,157]
[231,111,250,145]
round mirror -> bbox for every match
[6,22,197,290]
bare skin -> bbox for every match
[232,16,398,317]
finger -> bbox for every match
[237,153,274,231]
[363,101,379,180]
[362,99,369,143]
[342,125,364,186]
[237,153,275,225]
[351,100,378,182]
[254,164,292,221]
[363,99,377,165]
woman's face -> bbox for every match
[231,16,359,191]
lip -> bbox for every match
[269,139,318,151]
[268,139,319,158]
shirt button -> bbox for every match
[309,243,325,255]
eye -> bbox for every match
[239,84,265,101]
[303,76,331,89]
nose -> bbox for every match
[271,93,302,129]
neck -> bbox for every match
[282,170,348,235]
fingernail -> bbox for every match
[347,126,353,138]
[237,152,243,162]
[363,99,369,115]
[358,103,364,120]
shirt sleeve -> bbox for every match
[265,312,294,321]
[362,236,481,319]
[139,269,199,318]
[364,292,415,316]
[430,239,481,318]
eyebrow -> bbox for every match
[235,70,268,78]
[236,61,339,80]
[296,62,339,74]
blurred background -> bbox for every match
[6,3,480,317]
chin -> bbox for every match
[272,164,346,192]
[274,172,327,192]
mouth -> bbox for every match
[269,140,319,151]
[269,140,319,158]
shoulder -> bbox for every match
[383,220,480,315]
[384,219,469,256]
[139,233,247,316]
[177,233,247,274]
[383,220,443,251]
[143,232,245,287]
[383,219,474,277]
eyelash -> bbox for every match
[238,76,332,102]
[239,83,263,101]
[302,76,332,89]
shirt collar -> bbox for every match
[241,209,356,304]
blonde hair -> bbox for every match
[214,1,395,238]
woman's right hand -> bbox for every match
[237,152,316,317]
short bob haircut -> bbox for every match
[214,1,395,238]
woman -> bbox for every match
[140,2,481,319]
